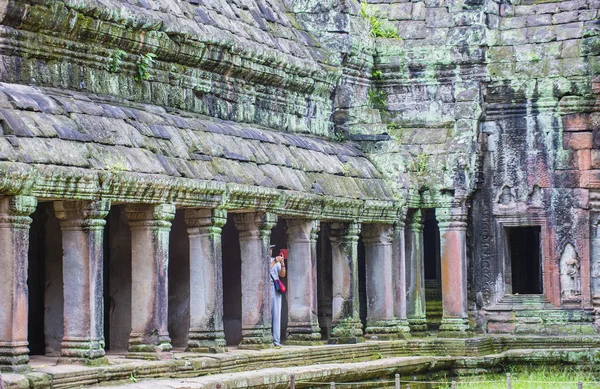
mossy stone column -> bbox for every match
[0,196,36,371]
[363,224,404,339]
[406,210,427,333]
[329,222,363,343]
[285,219,321,344]
[55,200,110,363]
[234,212,277,349]
[185,208,226,353]
[437,207,469,335]
[126,204,175,359]
[393,219,411,337]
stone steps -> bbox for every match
[4,336,600,388]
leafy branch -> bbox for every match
[135,53,157,81]
[360,2,400,39]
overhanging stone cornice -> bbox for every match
[0,163,401,222]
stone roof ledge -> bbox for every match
[0,82,402,223]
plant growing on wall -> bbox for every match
[360,2,400,39]
[414,152,430,176]
[107,49,127,73]
[135,53,157,81]
[372,69,383,80]
[368,87,388,109]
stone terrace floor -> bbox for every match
[3,336,600,388]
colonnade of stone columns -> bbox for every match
[0,195,471,370]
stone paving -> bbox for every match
[3,337,600,388]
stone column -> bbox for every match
[437,207,469,335]
[392,219,411,337]
[0,196,36,371]
[363,224,405,339]
[591,213,600,329]
[285,219,321,344]
[329,222,363,343]
[406,210,427,333]
[126,204,175,359]
[233,212,277,349]
[185,208,227,353]
[55,200,110,363]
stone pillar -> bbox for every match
[437,207,470,335]
[185,208,227,353]
[126,204,175,359]
[329,222,363,343]
[54,200,110,363]
[591,213,600,328]
[363,224,405,339]
[392,219,411,337]
[233,212,277,349]
[285,219,321,344]
[0,196,36,371]
[406,210,427,333]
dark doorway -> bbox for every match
[270,218,288,342]
[506,226,542,294]
[106,205,132,352]
[222,214,242,346]
[168,209,190,348]
[28,202,63,356]
[423,209,440,283]
[423,209,442,330]
[358,237,367,333]
[317,223,332,339]
[28,203,49,355]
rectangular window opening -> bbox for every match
[506,226,543,295]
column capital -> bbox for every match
[185,208,227,230]
[54,200,110,229]
[436,207,468,231]
[330,221,361,244]
[126,204,176,227]
[311,220,321,242]
[362,224,394,245]
[233,212,277,237]
[286,219,314,241]
[406,209,423,232]
[0,195,37,228]
[394,206,408,229]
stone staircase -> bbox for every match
[425,287,443,331]
[483,295,596,335]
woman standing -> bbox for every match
[269,245,286,347]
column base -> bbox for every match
[329,319,364,344]
[408,317,428,335]
[127,335,173,360]
[0,342,30,372]
[60,338,106,363]
[438,317,470,337]
[238,328,273,349]
[286,322,322,345]
[365,319,411,340]
[187,331,227,353]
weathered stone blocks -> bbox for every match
[563,132,593,150]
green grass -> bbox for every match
[437,367,600,389]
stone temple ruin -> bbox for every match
[0,0,599,381]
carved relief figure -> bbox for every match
[560,243,581,302]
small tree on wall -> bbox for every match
[360,2,400,39]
